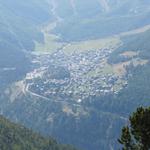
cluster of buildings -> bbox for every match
[26,48,127,103]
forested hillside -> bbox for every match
[0,0,51,51]
[107,29,150,114]
[52,0,150,41]
[0,0,150,150]
[0,0,52,87]
[0,115,77,150]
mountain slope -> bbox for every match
[51,0,150,41]
[107,29,150,113]
[0,0,52,87]
[1,28,149,150]
[0,1,150,150]
[0,115,77,150]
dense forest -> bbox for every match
[0,115,77,150]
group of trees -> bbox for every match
[119,107,150,150]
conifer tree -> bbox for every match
[119,107,150,150]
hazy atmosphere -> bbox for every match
[0,0,150,150]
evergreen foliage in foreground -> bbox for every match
[0,116,77,150]
[118,107,150,150]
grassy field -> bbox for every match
[62,37,121,54]
[35,32,121,54]
[34,22,150,54]
[120,51,138,57]
[34,22,121,54]
[35,33,64,53]
[34,22,65,53]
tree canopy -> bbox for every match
[118,107,150,150]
